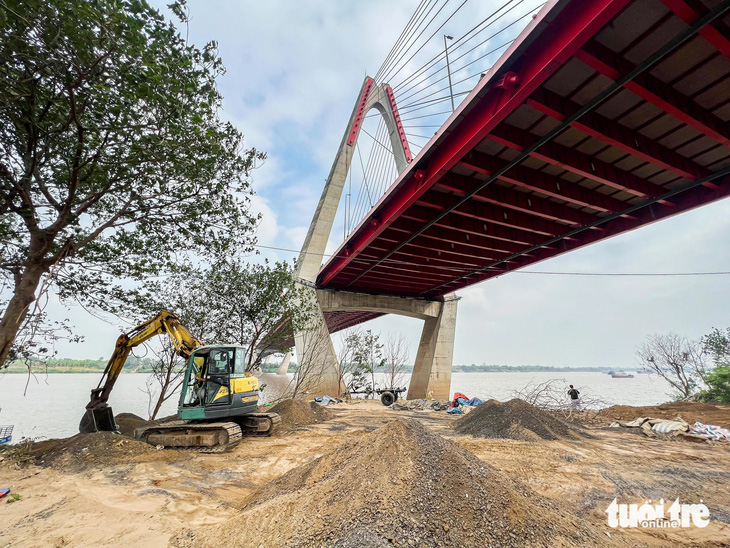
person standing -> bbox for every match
[568,384,582,411]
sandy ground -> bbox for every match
[1,400,729,547]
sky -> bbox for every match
[44,0,730,368]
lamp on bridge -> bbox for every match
[443,34,454,112]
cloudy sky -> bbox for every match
[48,0,730,368]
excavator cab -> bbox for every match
[178,346,260,421]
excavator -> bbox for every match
[79,310,280,451]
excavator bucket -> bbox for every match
[79,406,117,433]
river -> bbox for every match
[0,371,673,442]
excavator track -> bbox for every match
[237,412,281,437]
[133,413,280,452]
[135,421,243,452]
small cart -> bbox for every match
[349,387,406,406]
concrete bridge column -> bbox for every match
[277,352,292,376]
[407,294,458,401]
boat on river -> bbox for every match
[611,371,634,378]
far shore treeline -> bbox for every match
[3,358,618,375]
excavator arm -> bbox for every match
[79,310,202,433]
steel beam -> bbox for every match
[387,219,536,255]
[659,0,730,59]
[416,194,570,237]
[458,150,632,214]
[488,123,674,201]
[434,172,601,226]
[402,203,554,246]
[527,87,714,183]
[375,236,509,264]
[576,40,730,146]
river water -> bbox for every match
[0,371,673,442]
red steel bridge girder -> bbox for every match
[526,87,714,182]
[457,150,633,214]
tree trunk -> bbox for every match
[0,265,47,366]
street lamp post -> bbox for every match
[444,34,455,111]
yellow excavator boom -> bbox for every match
[80,310,202,432]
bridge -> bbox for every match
[291,0,730,400]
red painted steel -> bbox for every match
[386,85,412,163]
[347,78,374,146]
[660,0,730,59]
[457,151,632,214]
[575,41,730,147]
[486,124,673,201]
[526,88,713,182]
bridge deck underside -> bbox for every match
[317,0,730,310]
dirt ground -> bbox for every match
[1,400,729,547]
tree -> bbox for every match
[383,332,409,390]
[698,366,730,403]
[351,330,385,398]
[512,378,607,419]
[133,270,214,419]
[0,0,263,368]
[698,327,730,403]
[289,326,333,400]
[636,333,708,399]
[336,327,362,398]
[702,327,730,368]
[201,259,315,371]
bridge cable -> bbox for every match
[375,0,443,83]
[378,0,462,85]
[374,0,434,83]
[391,0,527,95]
[395,8,539,105]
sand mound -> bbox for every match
[268,399,332,430]
[454,398,586,441]
[192,419,599,547]
[9,431,157,470]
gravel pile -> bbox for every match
[194,419,601,547]
[454,398,586,441]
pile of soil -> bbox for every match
[268,399,332,430]
[594,401,730,429]
[115,412,153,438]
[190,419,602,547]
[8,431,158,470]
[454,398,586,441]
